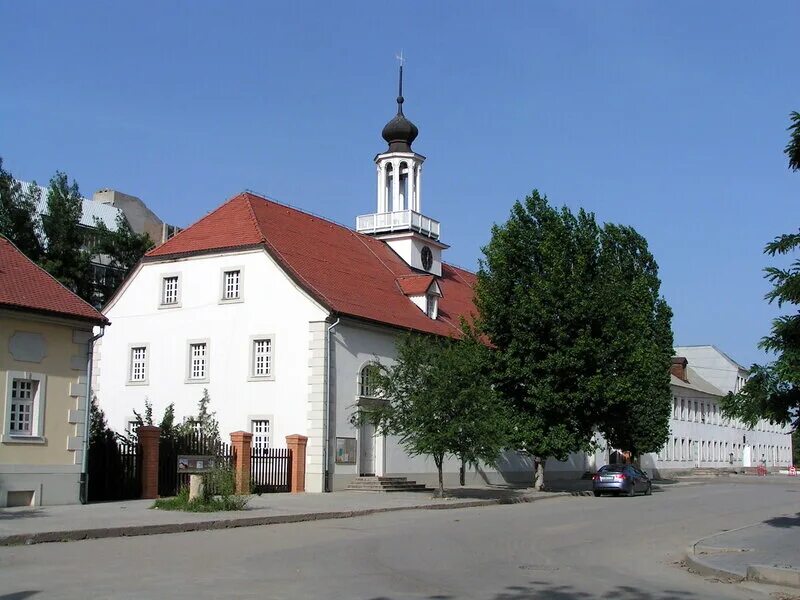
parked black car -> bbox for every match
[592,464,652,497]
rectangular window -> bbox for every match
[223,270,241,300]
[162,276,179,305]
[251,419,271,452]
[189,342,207,380]
[130,346,147,382]
[680,399,685,420]
[252,338,272,377]
[9,379,35,435]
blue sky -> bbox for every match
[1,2,797,367]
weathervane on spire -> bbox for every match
[395,51,405,113]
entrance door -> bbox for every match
[360,420,375,476]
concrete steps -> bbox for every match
[346,476,430,493]
[673,467,736,478]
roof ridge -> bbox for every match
[147,192,255,256]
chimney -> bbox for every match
[671,356,689,382]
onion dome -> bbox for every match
[381,65,418,152]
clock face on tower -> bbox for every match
[421,246,433,271]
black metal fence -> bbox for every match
[88,435,140,502]
[251,447,292,494]
[158,431,233,497]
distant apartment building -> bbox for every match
[20,181,180,305]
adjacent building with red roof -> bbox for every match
[95,77,532,492]
[1,236,107,506]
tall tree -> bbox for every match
[594,224,674,458]
[93,213,154,304]
[476,191,604,489]
[476,190,673,489]
[0,158,42,260]
[362,330,510,497]
[39,172,93,299]
[722,112,800,429]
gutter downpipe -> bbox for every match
[324,317,340,493]
[79,326,105,504]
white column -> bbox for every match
[406,164,416,213]
[376,164,384,213]
[415,163,422,212]
[391,159,401,212]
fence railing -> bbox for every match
[158,431,233,497]
[89,434,140,502]
[250,447,292,494]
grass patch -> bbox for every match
[152,466,249,512]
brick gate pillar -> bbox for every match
[286,434,308,493]
[137,426,160,499]
[230,431,253,495]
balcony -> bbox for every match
[356,210,440,240]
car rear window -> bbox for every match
[598,465,625,472]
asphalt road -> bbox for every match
[2,479,799,600]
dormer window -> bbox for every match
[426,294,438,319]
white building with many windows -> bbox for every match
[640,351,793,476]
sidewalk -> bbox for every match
[686,513,800,589]
[0,486,582,546]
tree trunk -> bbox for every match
[533,456,545,491]
[459,458,465,486]
[434,453,445,498]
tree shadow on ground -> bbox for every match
[368,580,702,600]
[441,487,529,501]
[0,509,44,521]
[0,592,40,600]
[764,512,800,528]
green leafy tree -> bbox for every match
[594,224,674,458]
[39,172,93,299]
[476,191,604,489]
[179,389,221,446]
[476,191,673,488]
[361,330,510,497]
[0,158,42,260]
[93,213,154,304]
[722,112,800,431]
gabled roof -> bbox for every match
[146,192,477,336]
[396,274,437,296]
[0,236,109,325]
[670,366,724,397]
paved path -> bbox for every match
[0,487,576,545]
[2,479,800,599]
[687,512,800,588]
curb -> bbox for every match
[0,490,580,547]
[685,526,800,589]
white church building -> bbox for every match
[94,71,535,491]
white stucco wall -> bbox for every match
[328,319,534,489]
[95,248,328,447]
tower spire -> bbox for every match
[396,51,405,115]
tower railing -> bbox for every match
[356,210,440,240]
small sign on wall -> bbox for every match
[336,438,357,464]
[177,455,216,473]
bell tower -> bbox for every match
[356,59,447,276]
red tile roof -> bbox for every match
[396,274,436,296]
[146,192,477,335]
[0,236,109,325]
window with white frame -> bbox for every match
[223,269,241,301]
[425,294,438,319]
[251,419,270,453]
[251,338,273,378]
[359,363,381,398]
[9,379,36,435]
[162,275,180,305]
[129,346,147,382]
[188,342,208,381]
[4,372,46,441]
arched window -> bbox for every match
[359,363,381,398]
[385,163,394,210]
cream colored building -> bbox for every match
[1,236,108,507]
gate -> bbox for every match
[250,447,292,493]
[158,431,233,497]
[88,434,140,502]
